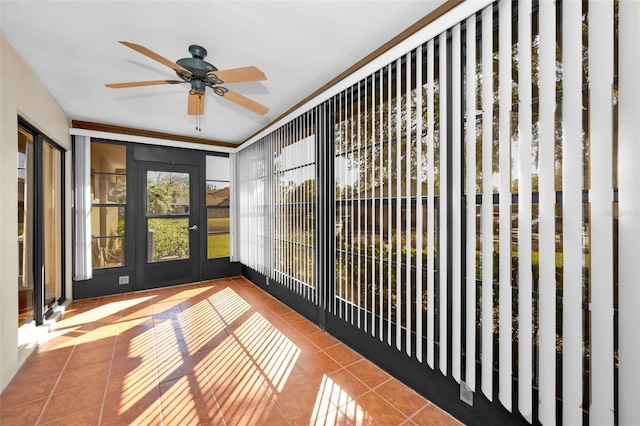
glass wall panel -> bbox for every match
[17,127,34,326]
[91,206,125,268]
[43,143,62,309]
[206,156,231,258]
[91,141,126,269]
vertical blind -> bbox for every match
[234,1,638,424]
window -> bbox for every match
[90,142,126,268]
[206,155,230,258]
[273,129,316,287]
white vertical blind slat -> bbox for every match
[338,92,344,320]
[588,2,615,423]
[464,13,477,392]
[498,0,513,412]
[405,52,413,356]
[378,70,385,342]
[357,84,363,329]
[517,0,533,421]
[350,86,356,325]
[415,45,424,364]
[451,23,462,383]
[480,5,494,400]
[536,0,556,423]
[426,39,435,369]
[363,84,369,333]
[617,0,640,423]
[396,57,403,351]
[562,0,584,423]
[387,64,394,347]
[370,75,377,337]
[438,30,448,377]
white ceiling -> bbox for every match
[0,1,446,146]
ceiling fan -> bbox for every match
[105,41,269,118]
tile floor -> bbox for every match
[0,277,462,425]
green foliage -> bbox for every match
[148,218,189,261]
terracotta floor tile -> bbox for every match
[374,378,429,418]
[290,318,323,336]
[274,379,324,425]
[40,380,107,423]
[75,334,117,351]
[54,359,112,392]
[410,403,462,426]
[226,400,288,426]
[324,368,370,400]
[354,390,408,425]
[324,342,363,367]
[266,364,311,395]
[10,357,64,384]
[213,375,274,422]
[296,351,341,381]
[162,394,224,426]
[120,306,154,321]
[306,330,340,350]
[39,404,102,426]
[0,396,48,426]
[0,374,58,409]
[101,389,162,426]
[65,344,114,370]
[26,344,74,366]
[160,375,222,426]
[157,353,204,385]
[108,353,156,378]
[105,368,159,410]
[36,332,79,350]
[278,310,307,324]
[346,358,391,389]
[78,319,121,335]
[282,331,322,357]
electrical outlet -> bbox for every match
[460,381,473,406]
[118,275,129,285]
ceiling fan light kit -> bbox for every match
[105,41,269,128]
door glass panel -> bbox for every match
[17,128,34,326]
[43,143,62,309]
[146,171,190,215]
[147,217,190,262]
[146,170,191,263]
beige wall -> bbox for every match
[0,33,71,392]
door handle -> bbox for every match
[188,224,198,230]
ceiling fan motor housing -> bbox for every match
[176,45,218,93]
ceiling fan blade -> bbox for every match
[207,66,266,84]
[187,91,206,115]
[119,41,191,75]
[218,89,269,115]
[105,80,184,88]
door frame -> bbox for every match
[18,117,67,325]
[134,160,202,290]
